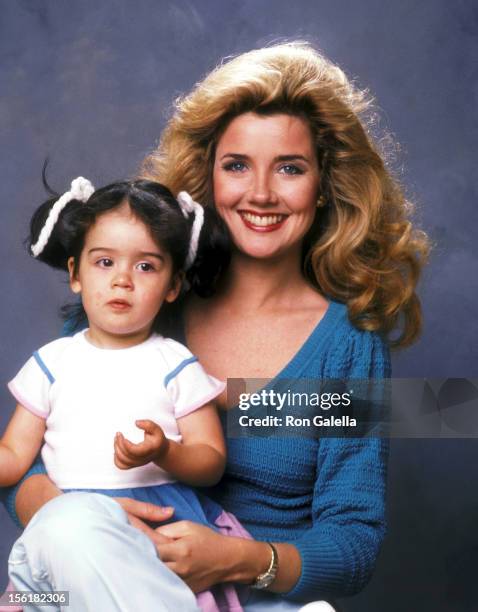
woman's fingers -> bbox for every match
[114,496,174,523]
[156,520,192,539]
[127,514,171,545]
[155,541,183,563]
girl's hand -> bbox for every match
[114,420,169,469]
[154,521,235,592]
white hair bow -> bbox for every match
[177,191,205,269]
[31,177,95,257]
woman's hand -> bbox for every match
[155,520,302,594]
[155,521,237,592]
[114,420,169,469]
[113,496,174,546]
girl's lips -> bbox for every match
[107,300,131,311]
[238,211,288,232]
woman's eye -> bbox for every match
[223,161,247,173]
[96,258,113,268]
[136,262,155,272]
[279,164,304,175]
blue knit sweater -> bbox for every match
[1,301,390,603]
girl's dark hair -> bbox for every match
[29,179,230,333]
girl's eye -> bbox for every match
[97,258,113,268]
[278,164,304,175]
[223,161,247,173]
[136,262,155,272]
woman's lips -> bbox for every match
[107,299,131,311]
[239,211,288,232]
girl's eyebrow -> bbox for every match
[88,247,164,261]
[220,153,312,163]
[140,251,165,261]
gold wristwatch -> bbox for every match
[251,542,279,590]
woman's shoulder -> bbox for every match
[320,300,391,378]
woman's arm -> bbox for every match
[114,403,226,487]
[15,473,62,526]
[0,405,45,486]
[148,434,388,600]
[144,330,390,601]
[155,521,301,594]
[282,330,390,601]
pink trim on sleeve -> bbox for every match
[7,381,48,419]
[175,381,226,419]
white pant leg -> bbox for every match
[299,603,336,612]
[244,591,336,611]
[8,492,199,612]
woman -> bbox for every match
[3,42,429,610]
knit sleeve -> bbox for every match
[284,331,390,602]
[0,457,47,528]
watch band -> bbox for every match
[251,542,279,590]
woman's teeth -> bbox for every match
[241,212,285,226]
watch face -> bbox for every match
[252,543,278,589]
[253,572,276,590]
[259,576,274,589]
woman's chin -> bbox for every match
[232,243,296,263]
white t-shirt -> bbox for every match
[8,331,225,489]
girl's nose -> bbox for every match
[112,271,133,289]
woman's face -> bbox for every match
[213,112,320,261]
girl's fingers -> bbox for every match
[135,419,155,431]
[120,435,151,457]
[116,433,146,458]
[114,438,135,467]
[115,432,130,454]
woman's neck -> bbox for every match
[218,250,309,312]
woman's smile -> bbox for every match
[238,210,289,232]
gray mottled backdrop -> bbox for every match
[0,1,477,611]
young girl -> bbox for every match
[0,177,249,611]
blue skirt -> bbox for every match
[65,481,225,529]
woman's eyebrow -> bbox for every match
[275,154,311,163]
[220,153,312,163]
[219,153,249,160]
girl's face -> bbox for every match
[212,112,320,262]
[68,204,181,349]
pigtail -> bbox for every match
[28,175,95,269]
[28,195,80,270]
[186,206,231,297]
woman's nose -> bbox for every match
[248,171,278,206]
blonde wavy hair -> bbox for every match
[140,42,430,347]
